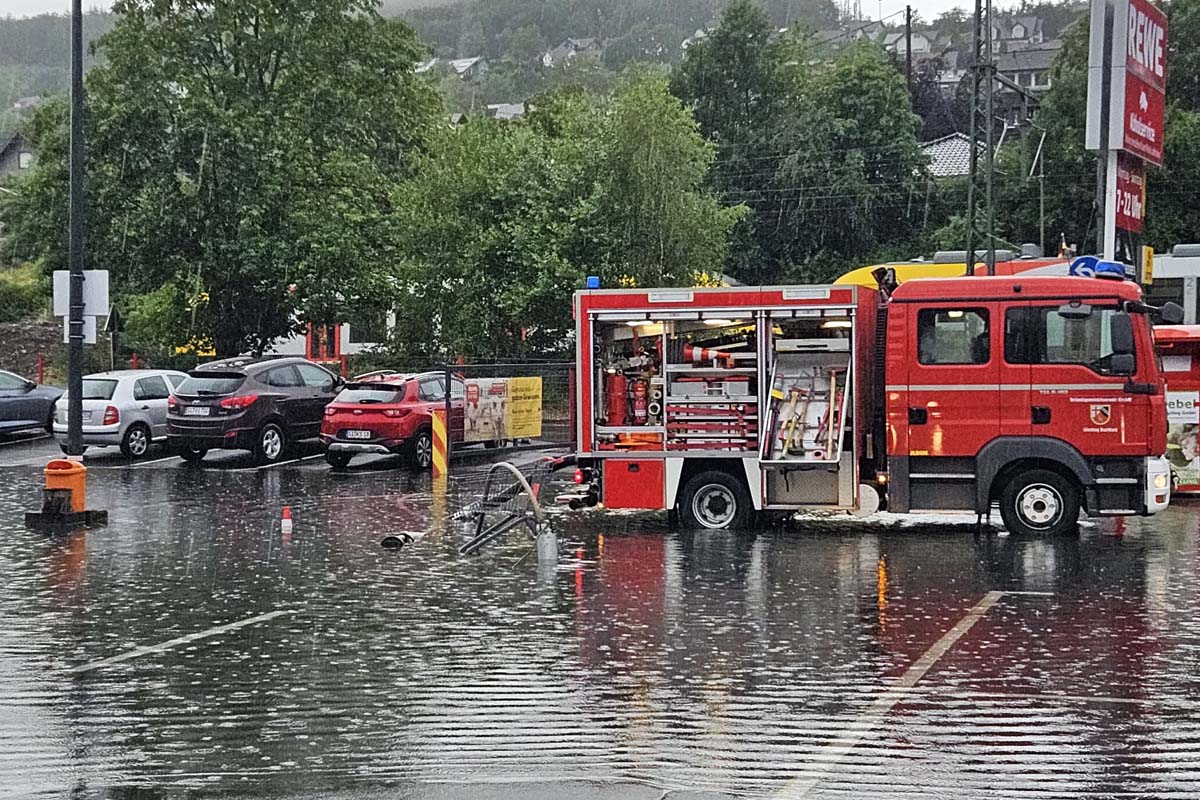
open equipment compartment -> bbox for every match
[760,305,858,509]
[588,309,759,454]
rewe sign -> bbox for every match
[1123,0,1168,165]
[1087,0,1168,167]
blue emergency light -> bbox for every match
[586,275,601,289]
[1068,256,1131,280]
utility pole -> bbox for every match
[1031,128,1047,255]
[964,0,996,276]
[67,0,84,457]
[905,6,913,96]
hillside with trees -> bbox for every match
[6,0,1196,366]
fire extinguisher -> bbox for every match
[632,379,649,425]
[606,373,628,426]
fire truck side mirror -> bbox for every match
[1160,301,1185,325]
[1111,312,1135,359]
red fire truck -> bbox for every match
[570,272,1176,535]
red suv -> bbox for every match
[320,372,464,469]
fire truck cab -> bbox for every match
[573,275,1172,535]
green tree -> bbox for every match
[0,0,439,357]
[391,72,737,360]
[672,4,927,282]
[578,72,744,285]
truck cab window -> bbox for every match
[1008,306,1127,374]
[917,308,989,365]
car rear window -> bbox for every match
[177,373,246,396]
[335,384,405,404]
[81,379,118,400]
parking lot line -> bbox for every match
[67,609,295,674]
[130,454,183,467]
[0,432,50,449]
[774,590,1005,799]
[231,453,324,472]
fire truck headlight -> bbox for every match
[1154,473,1169,490]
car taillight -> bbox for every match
[220,395,258,410]
[382,408,410,418]
[102,406,119,425]
[324,406,338,416]
[167,396,178,410]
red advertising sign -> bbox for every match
[1115,152,1146,232]
[1122,0,1168,166]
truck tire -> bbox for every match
[999,468,1080,536]
[678,470,753,530]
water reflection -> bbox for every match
[0,467,1198,798]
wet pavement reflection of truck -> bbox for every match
[2,463,1200,799]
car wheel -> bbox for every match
[179,445,208,463]
[120,423,152,459]
[254,422,288,465]
[407,428,434,470]
[58,444,88,455]
[678,470,753,530]
[999,468,1080,537]
[326,452,352,470]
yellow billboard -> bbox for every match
[463,377,543,443]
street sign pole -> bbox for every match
[67,0,84,457]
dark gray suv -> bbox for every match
[167,356,342,464]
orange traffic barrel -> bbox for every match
[44,459,87,513]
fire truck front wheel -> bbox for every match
[678,471,753,530]
[999,468,1080,537]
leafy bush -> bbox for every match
[0,263,49,322]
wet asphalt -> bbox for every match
[2,434,1200,798]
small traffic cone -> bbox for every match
[281,506,293,536]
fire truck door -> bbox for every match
[1000,304,1032,438]
[1019,303,1149,458]
[905,303,1001,459]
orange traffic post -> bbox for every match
[25,459,108,528]
[431,408,449,479]
[45,459,87,513]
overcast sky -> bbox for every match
[7,1,979,24]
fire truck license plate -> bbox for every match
[346,430,371,439]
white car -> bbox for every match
[54,369,189,458]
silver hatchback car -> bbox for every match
[53,369,189,458]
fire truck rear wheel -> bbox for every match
[678,471,753,530]
[999,468,1080,537]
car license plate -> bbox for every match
[345,430,372,439]
[184,406,211,416]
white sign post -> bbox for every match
[52,269,108,347]
[62,315,97,345]
[53,269,109,317]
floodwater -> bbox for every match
[2,462,1200,799]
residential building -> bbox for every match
[681,28,709,50]
[485,102,526,121]
[883,30,933,55]
[921,133,974,178]
[542,37,603,67]
[0,132,34,181]
[996,38,1061,91]
[415,57,489,80]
